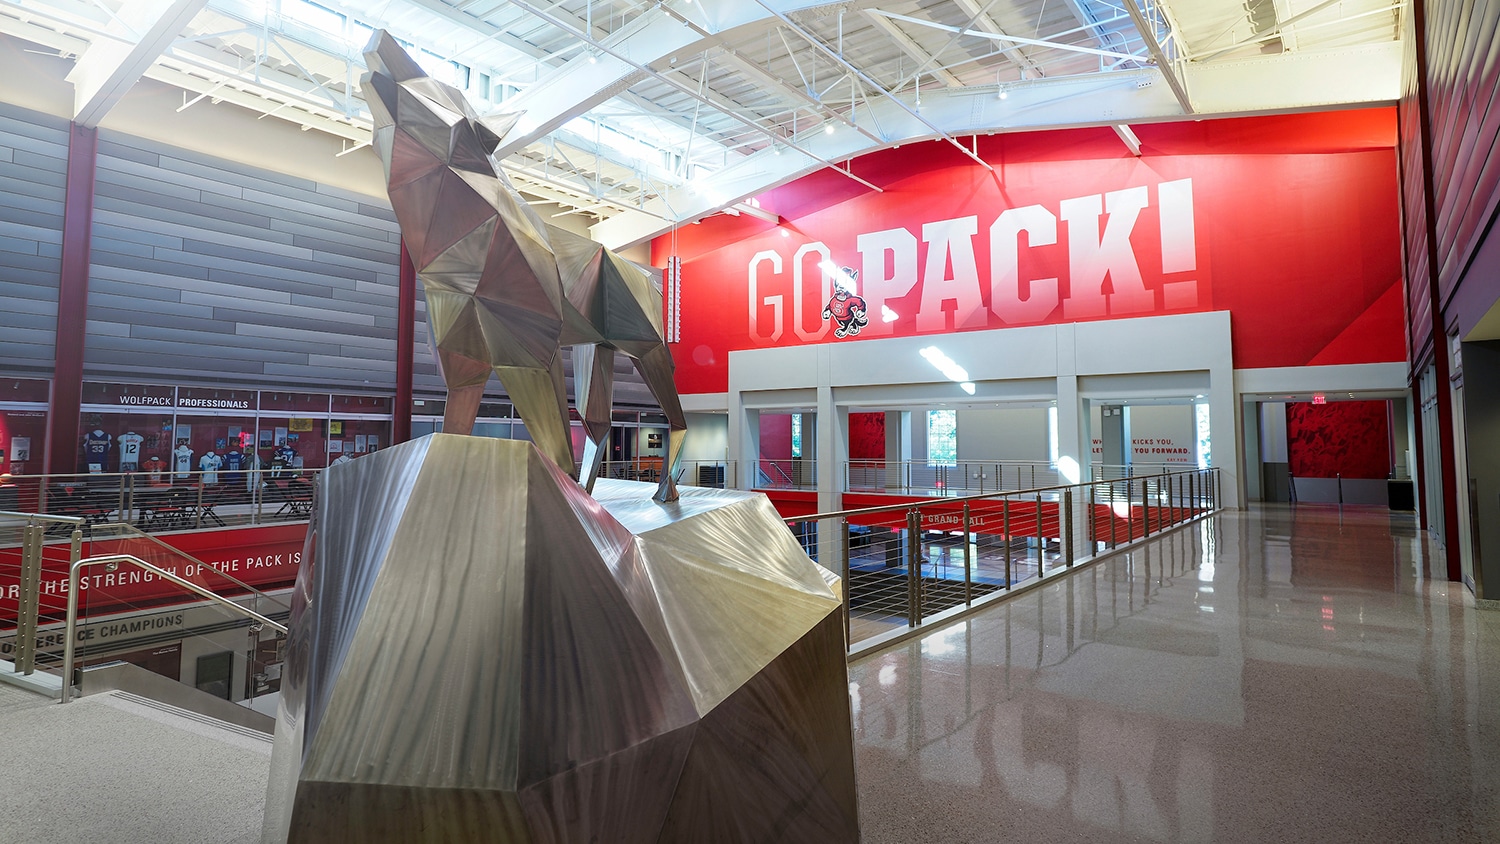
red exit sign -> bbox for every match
[1312,394,1327,405]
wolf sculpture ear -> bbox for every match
[363,30,426,83]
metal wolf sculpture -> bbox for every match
[363,30,687,502]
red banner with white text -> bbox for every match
[655,109,1404,395]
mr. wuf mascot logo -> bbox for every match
[823,267,868,338]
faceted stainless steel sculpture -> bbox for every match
[262,435,859,842]
[363,30,687,502]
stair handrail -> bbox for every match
[62,553,289,704]
[83,521,291,613]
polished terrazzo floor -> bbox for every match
[850,504,1500,843]
[2,503,1495,842]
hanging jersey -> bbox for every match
[118,432,144,469]
[224,451,244,483]
[84,431,112,472]
[144,456,165,484]
[198,453,222,484]
[174,445,194,479]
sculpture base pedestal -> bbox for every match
[263,434,858,843]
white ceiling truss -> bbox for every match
[0,0,1405,249]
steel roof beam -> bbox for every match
[65,0,209,126]
[754,1,995,173]
[866,14,963,87]
[950,0,1047,78]
[1120,0,1192,113]
[591,39,1401,248]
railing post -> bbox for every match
[1109,480,1118,548]
[1034,492,1044,574]
[1064,489,1074,567]
[61,561,80,704]
[16,524,41,675]
[905,508,921,627]
[1002,494,1013,589]
[1143,478,1152,537]
[962,503,972,605]
[1088,481,1096,551]
[840,518,851,648]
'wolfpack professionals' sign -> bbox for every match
[747,180,1197,344]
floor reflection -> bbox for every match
[850,505,1500,842]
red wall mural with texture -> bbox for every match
[1287,401,1391,479]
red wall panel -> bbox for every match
[848,412,886,460]
[1287,401,1392,480]
[659,110,1404,395]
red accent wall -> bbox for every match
[848,412,886,460]
[656,110,1404,395]
[1287,401,1392,480]
[759,413,792,459]
[1,523,306,622]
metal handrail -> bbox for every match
[2,467,322,531]
[82,521,291,613]
[61,554,289,704]
[806,465,1213,522]
[0,511,85,526]
[786,467,1222,652]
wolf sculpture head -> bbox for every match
[363,30,687,502]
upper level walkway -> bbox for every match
[1,503,1495,843]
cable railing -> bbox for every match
[3,509,296,708]
[846,460,1063,495]
[597,459,737,489]
[757,458,816,490]
[0,467,321,532]
[786,467,1222,650]
[1091,462,1198,480]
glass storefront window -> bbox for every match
[332,394,392,414]
[174,414,260,491]
[326,419,390,466]
[82,382,175,410]
[260,392,331,413]
[0,409,48,476]
[258,416,326,472]
[178,387,257,413]
[1,378,49,404]
[77,411,176,477]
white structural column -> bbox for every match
[65,0,209,127]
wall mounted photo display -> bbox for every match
[259,429,274,448]
[12,437,29,461]
[328,440,343,453]
[275,426,288,445]
[355,435,367,452]
[367,436,378,451]
[344,441,354,453]
[176,424,191,441]
[329,420,343,436]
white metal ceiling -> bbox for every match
[0,0,1405,247]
